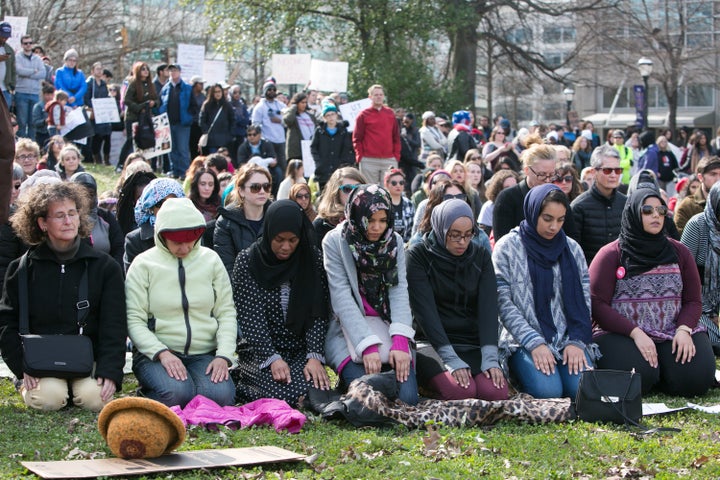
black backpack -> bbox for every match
[135,109,155,150]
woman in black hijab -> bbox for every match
[230,200,329,406]
[590,188,715,396]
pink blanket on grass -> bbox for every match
[170,395,306,434]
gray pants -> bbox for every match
[359,156,398,185]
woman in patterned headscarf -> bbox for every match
[322,184,418,405]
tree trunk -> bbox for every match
[450,26,478,108]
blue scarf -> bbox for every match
[518,184,590,344]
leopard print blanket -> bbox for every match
[343,379,574,429]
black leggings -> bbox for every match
[596,332,715,397]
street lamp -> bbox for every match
[563,88,575,128]
[637,57,653,129]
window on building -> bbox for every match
[542,26,576,44]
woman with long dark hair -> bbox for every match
[283,92,317,161]
[119,62,158,166]
[199,83,235,155]
[189,167,221,222]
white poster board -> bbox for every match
[177,43,205,81]
[338,98,371,132]
[59,107,87,136]
[271,54,311,85]
[133,112,171,159]
[203,60,227,85]
[3,16,27,52]
[300,139,315,177]
[309,59,348,92]
[91,97,121,124]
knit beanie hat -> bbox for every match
[322,104,338,117]
[262,81,276,95]
[63,49,79,61]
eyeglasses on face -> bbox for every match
[17,153,38,161]
[552,175,574,184]
[389,180,405,187]
[528,165,553,181]
[46,211,79,222]
[13,182,21,190]
[247,182,271,194]
[339,184,359,195]
[443,193,467,201]
[22,41,33,45]
[446,231,476,243]
[641,205,668,216]
[596,167,623,175]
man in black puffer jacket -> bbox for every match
[571,145,626,265]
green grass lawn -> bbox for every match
[2,373,720,479]
[16,165,715,478]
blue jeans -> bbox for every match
[509,347,593,399]
[341,361,418,405]
[170,124,191,178]
[133,352,235,408]
[15,92,38,139]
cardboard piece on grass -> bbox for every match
[22,446,305,479]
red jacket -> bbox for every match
[352,105,400,163]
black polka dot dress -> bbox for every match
[231,249,329,407]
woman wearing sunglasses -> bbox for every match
[383,169,414,243]
[214,164,272,273]
[313,166,367,248]
[323,184,418,405]
[289,182,317,222]
[493,184,597,398]
[590,188,715,396]
[551,162,582,202]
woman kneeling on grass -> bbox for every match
[590,188,715,396]
[232,200,330,407]
[407,199,507,400]
[0,182,126,411]
[125,198,237,408]
[493,184,597,398]
[323,184,418,405]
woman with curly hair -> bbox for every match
[0,182,126,411]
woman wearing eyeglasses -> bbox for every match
[551,162,582,202]
[383,169,414,243]
[407,199,507,401]
[590,189,715,396]
[493,184,597,398]
[289,182,317,222]
[323,184,418,405]
[313,167,367,248]
[214,164,272,273]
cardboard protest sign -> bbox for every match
[177,43,205,81]
[338,98,371,132]
[271,54,311,85]
[132,112,171,159]
[309,60,348,92]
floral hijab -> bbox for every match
[341,184,398,321]
[134,178,185,227]
[703,183,720,302]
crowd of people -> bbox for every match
[0,34,718,415]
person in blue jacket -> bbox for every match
[54,49,86,108]
[159,64,194,180]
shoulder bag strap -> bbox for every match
[207,106,223,135]
[17,253,29,335]
[76,260,90,334]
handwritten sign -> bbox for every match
[3,16,27,52]
[203,60,227,85]
[338,98,371,132]
[272,54,311,85]
[309,60,348,92]
[177,43,205,81]
[133,112,171,159]
[91,97,120,124]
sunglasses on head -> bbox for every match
[389,180,405,187]
[641,205,668,216]
[596,167,623,175]
[339,184,359,194]
[247,182,271,194]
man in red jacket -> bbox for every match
[352,84,400,185]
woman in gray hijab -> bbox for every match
[406,199,507,401]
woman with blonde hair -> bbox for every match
[446,158,482,218]
[214,164,272,273]
[313,166,367,247]
[56,144,85,180]
[571,135,592,172]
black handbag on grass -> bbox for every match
[575,369,642,426]
[18,254,94,379]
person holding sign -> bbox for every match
[352,84,400,185]
[84,62,112,165]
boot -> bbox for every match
[102,154,110,166]
[92,154,101,165]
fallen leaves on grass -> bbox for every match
[691,455,709,468]
[421,424,472,461]
[604,457,656,479]
[64,447,105,460]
